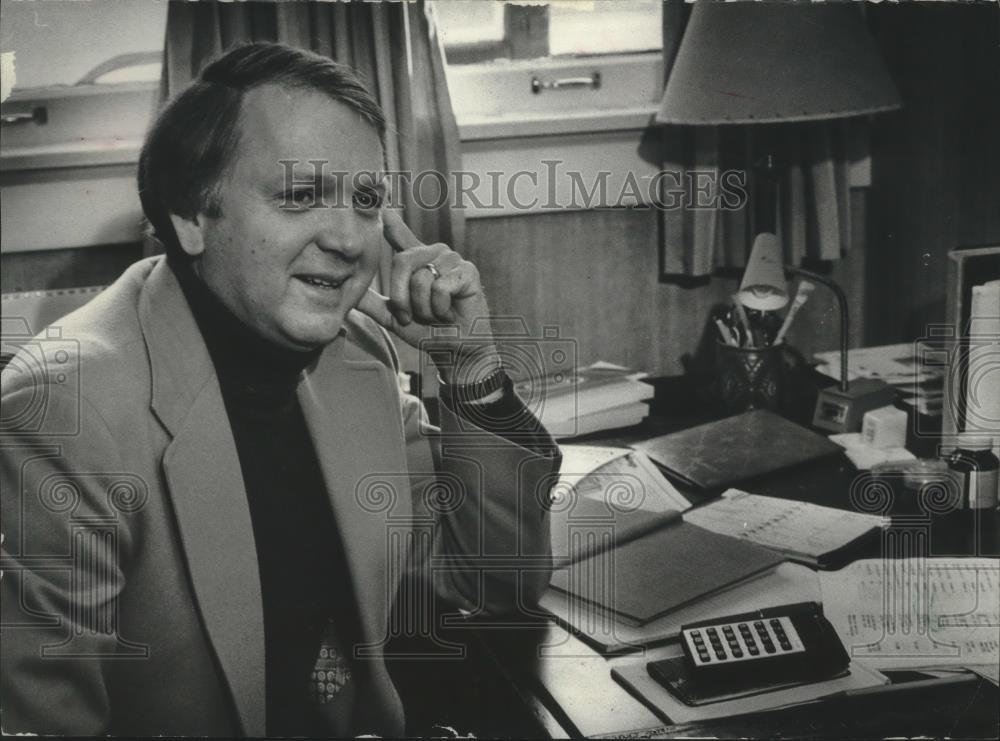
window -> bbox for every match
[1,1,167,253]
[435,1,665,139]
[0,0,167,169]
[0,0,166,91]
[435,0,662,64]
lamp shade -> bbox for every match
[739,233,788,311]
[657,2,902,125]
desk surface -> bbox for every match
[477,390,1000,739]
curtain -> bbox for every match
[658,0,856,279]
[149,0,464,262]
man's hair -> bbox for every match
[138,42,387,259]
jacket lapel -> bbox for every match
[298,331,410,651]
[138,259,265,736]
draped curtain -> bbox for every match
[150,0,464,270]
[658,0,856,279]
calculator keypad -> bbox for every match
[682,616,805,667]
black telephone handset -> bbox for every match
[648,602,850,706]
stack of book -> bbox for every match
[514,361,651,439]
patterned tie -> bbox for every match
[309,618,353,705]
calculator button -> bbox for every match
[747,645,760,656]
[763,641,776,654]
[731,647,744,658]
[713,646,727,660]
[722,626,736,637]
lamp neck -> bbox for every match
[787,266,850,393]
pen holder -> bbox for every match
[714,341,785,413]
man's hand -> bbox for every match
[357,208,500,386]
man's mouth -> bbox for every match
[295,274,349,290]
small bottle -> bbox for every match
[947,435,1000,510]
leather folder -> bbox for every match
[633,409,841,492]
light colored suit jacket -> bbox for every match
[0,256,555,736]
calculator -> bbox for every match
[682,614,806,672]
[648,602,850,703]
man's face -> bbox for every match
[180,83,386,350]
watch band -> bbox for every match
[440,365,509,405]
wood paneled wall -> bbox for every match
[464,194,867,376]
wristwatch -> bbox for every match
[440,364,509,406]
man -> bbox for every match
[1,43,557,736]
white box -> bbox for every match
[862,405,908,449]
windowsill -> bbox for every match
[1,138,143,171]
[458,105,658,141]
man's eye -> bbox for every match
[281,188,319,210]
[353,186,384,212]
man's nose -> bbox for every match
[314,209,369,260]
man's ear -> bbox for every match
[168,213,206,257]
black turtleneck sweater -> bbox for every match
[174,261,361,736]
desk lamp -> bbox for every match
[742,233,895,432]
[656,1,902,432]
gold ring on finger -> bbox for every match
[420,263,442,280]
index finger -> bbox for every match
[382,207,423,253]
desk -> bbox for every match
[469,378,1000,739]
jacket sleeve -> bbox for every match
[1,382,134,736]
[398,382,560,617]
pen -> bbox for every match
[732,298,754,347]
[715,318,738,347]
[773,280,814,345]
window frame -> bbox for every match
[447,51,664,141]
[439,2,664,141]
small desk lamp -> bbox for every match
[742,233,895,433]
[656,1,902,432]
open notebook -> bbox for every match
[546,446,783,628]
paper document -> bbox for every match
[683,489,888,566]
[830,432,915,470]
[819,558,999,674]
[814,342,945,385]
[556,445,692,514]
